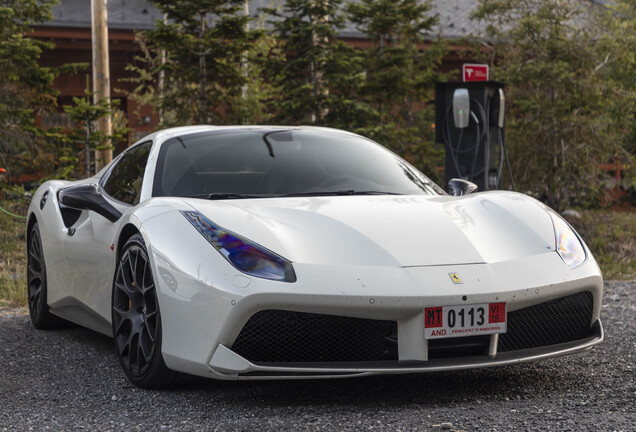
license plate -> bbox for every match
[424,302,507,339]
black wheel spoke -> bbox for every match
[29,284,40,302]
[31,237,41,257]
[139,331,151,364]
[27,223,67,330]
[28,284,41,316]
[116,332,129,358]
[27,228,44,323]
[113,240,159,378]
[129,251,138,286]
[128,333,137,373]
[112,305,132,335]
[28,263,40,277]
[28,249,40,267]
[143,316,156,343]
[121,257,135,293]
[142,262,148,292]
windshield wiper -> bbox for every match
[207,193,262,200]
[279,190,403,197]
[182,193,261,200]
[183,191,403,200]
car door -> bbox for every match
[61,141,152,325]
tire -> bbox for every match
[111,234,178,389]
[27,222,66,329]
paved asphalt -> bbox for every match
[0,281,634,432]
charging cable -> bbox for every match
[442,89,515,191]
[442,96,488,184]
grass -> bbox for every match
[0,201,633,308]
[0,200,28,308]
[567,210,636,281]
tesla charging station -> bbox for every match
[435,64,512,192]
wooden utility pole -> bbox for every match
[199,13,207,124]
[241,0,249,112]
[91,0,112,172]
[158,13,167,125]
[310,0,329,123]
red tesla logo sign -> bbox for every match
[463,64,489,82]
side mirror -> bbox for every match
[448,178,478,196]
[58,184,122,222]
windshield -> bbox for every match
[152,129,443,198]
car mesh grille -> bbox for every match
[498,291,594,352]
[231,311,398,363]
[230,292,594,364]
[428,335,490,359]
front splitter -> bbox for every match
[207,320,603,380]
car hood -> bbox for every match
[182,192,556,267]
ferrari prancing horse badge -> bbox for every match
[449,273,463,284]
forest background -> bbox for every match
[0,0,634,305]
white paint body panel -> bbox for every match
[182,192,556,267]
[26,125,604,380]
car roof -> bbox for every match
[134,125,360,148]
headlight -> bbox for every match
[181,210,296,282]
[548,211,586,269]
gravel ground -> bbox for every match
[0,281,634,432]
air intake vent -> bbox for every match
[499,291,594,352]
[231,311,397,363]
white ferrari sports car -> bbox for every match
[27,126,603,388]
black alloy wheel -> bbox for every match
[112,234,177,389]
[27,222,64,329]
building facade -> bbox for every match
[30,0,479,144]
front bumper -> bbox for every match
[209,320,603,379]
[208,291,603,379]
[150,240,603,380]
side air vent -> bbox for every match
[59,206,82,228]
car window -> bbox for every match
[152,130,443,198]
[102,141,152,205]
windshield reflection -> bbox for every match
[152,129,444,199]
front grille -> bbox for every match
[230,291,595,365]
[231,310,398,363]
[498,291,594,352]
[429,335,491,359]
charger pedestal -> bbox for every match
[435,81,506,192]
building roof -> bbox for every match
[339,0,483,39]
[45,0,483,38]
[431,0,482,40]
[47,0,163,30]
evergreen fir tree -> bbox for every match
[347,0,445,174]
[127,0,261,126]
[0,0,58,172]
[264,0,356,125]
[472,0,634,209]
